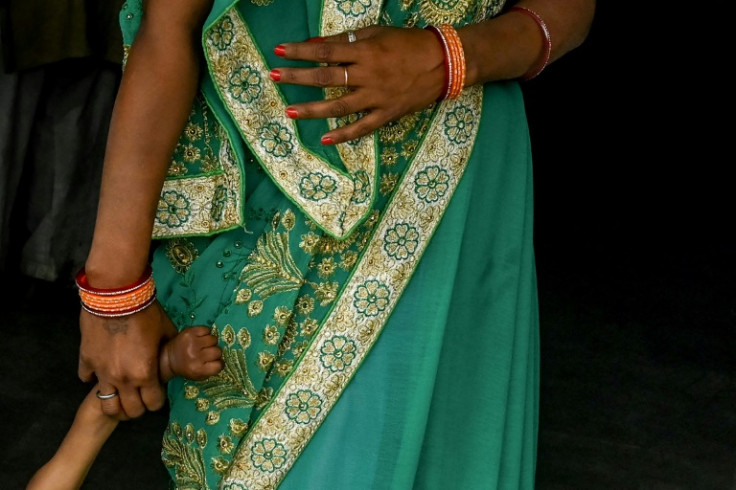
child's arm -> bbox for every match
[27,327,222,490]
[26,387,118,490]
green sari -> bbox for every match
[120,0,537,487]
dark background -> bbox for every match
[1,2,734,488]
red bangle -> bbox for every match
[426,25,452,101]
[509,6,552,81]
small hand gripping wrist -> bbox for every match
[75,265,157,318]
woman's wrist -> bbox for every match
[457,7,553,86]
[83,239,152,289]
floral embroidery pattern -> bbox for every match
[188,325,259,426]
[351,170,371,204]
[205,10,377,238]
[336,0,372,17]
[414,166,450,203]
[154,98,243,238]
[260,122,294,157]
[353,279,390,317]
[222,482,247,490]
[219,22,484,490]
[319,335,357,372]
[164,238,200,273]
[210,185,229,221]
[229,65,262,103]
[284,390,323,424]
[299,172,337,201]
[180,144,201,163]
[157,191,191,228]
[239,224,305,301]
[218,435,235,455]
[208,16,234,50]
[444,105,475,144]
[161,422,208,489]
[383,223,419,260]
[250,438,287,473]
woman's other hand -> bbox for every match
[270,26,445,145]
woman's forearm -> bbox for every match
[460,0,596,86]
[84,4,210,287]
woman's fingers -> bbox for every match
[322,110,389,144]
[271,64,359,89]
[275,38,360,64]
[285,92,367,120]
[117,385,147,419]
[272,26,443,143]
[284,91,394,143]
[140,381,167,412]
[314,27,371,45]
[97,382,129,420]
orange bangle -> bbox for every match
[438,24,466,100]
[425,24,466,101]
[75,266,157,318]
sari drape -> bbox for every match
[120,0,538,487]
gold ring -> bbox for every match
[343,66,349,88]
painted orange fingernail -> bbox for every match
[305,36,326,43]
[274,45,286,57]
[285,107,298,118]
[270,69,281,81]
[321,135,335,145]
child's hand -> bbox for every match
[160,326,223,381]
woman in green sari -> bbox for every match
[73,0,595,488]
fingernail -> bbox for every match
[321,135,334,145]
[305,36,326,43]
[285,107,298,118]
[274,44,286,57]
[270,69,281,82]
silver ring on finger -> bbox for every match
[347,30,357,43]
[96,390,119,400]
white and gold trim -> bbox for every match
[153,134,243,238]
[204,8,382,239]
[222,85,484,489]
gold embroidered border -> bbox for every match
[322,0,382,175]
[153,137,243,238]
[221,85,483,490]
[204,10,378,239]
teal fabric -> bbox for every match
[280,82,538,490]
[120,0,538,488]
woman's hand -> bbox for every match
[78,301,177,420]
[270,26,446,144]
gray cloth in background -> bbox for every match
[0,55,121,281]
[1,0,125,73]
[0,1,124,282]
